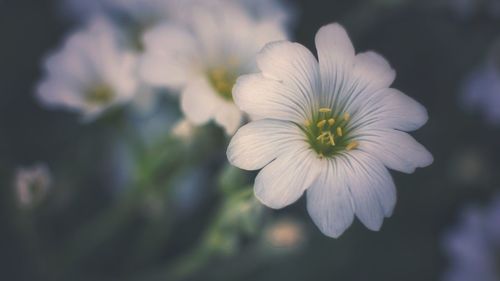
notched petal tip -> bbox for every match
[316,22,349,39]
[315,22,355,57]
[354,51,396,89]
[306,204,354,239]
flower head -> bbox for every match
[139,1,288,134]
[36,17,138,121]
[443,195,500,281]
[227,23,433,237]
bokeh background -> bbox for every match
[1,0,500,280]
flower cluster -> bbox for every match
[35,0,433,245]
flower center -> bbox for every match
[208,67,238,101]
[302,108,358,158]
[86,84,114,105]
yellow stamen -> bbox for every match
[343,112,350,121]
[316,120,326,128]
[319,108,332,113]
[346,141,358,151]
[304,120,311,127]
[336,127,343,137]
[327,118,335,126]
[316,132,327,141]
[328,132,335,146]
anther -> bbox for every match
[328,132,335,146]
[343,112,350,121]
[336,127,343,137]
[319,108,332,113]
[316,120,326,128]
[327,118,335,126]
[346,141,358,151]
[316,132,326,141]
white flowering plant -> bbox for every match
[13,0,496,281]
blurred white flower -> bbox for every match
[227,23,433,238]
[139,1,288,134]
[36,17,138,121]
[15,164,52,207]
[461,52,500,125]
[442,195,500,281]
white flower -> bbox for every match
[227,23,433,238]
[442,195,500,281]
[36,17,138,121]
[139,1,288,134]
[15,164,52,207]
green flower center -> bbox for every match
[207,66,238,101]
[302,107,358,158]
[86,84,114,106]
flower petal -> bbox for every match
[180,77,218,125]
[254,147,321,209]
[342,151,396,229]
[338,51,396,112]
[357,129,434,174]
[214,101,243,135]
[350,88,429,132]
[227,119,307,170]
[315,23,355,107]
[233,73,310,122]
[306,159,355,238]
[353,51,395,91]
[256,41,320,118]
[140,23,200,89]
